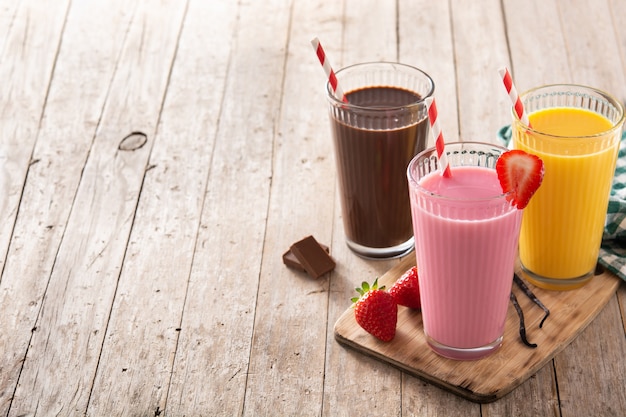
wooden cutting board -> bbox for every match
[334,254,622,403]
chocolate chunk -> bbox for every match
[283,243,329,272]
[285,236,335,278]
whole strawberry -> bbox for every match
[351,278,397,342]
[389,266,421,310]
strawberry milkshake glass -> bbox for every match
[407,142,524,360]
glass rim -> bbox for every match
[326,61,435,111]
[513,83,626,139]
[407,141,513,202]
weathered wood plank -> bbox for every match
[480,365,560,417]
[450,0,511,142]
[7,1,186,415]
[558,0,626,98]
[164,0,291,415]
[238,0,346,414]
[502,0,570,87]
[342,0,397,65]
[556,294,626,417]
[403,374,485,417]
[85,1,239,415]
[0,0,71,412]
[0,1,20,59]
[399,0,459,145]
[0,0,69,281]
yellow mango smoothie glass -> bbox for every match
[513,84,624,290]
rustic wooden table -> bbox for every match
[0,0,624,416]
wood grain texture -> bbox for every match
[0,0,117,413]
[145,4,239,416]
[6,1,186,414]
[169,0,293,415]
[334,255,621,403]
[239,0,338,415]
[399,0,458,146]
[556,294,626,417]
[451,0,511,142]
[86,0,236,415]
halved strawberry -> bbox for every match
[496,150,544,209]
[351,278,397,342]
[389,266,421,310]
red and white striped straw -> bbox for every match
[425,97,452,178]
[311,37,348,103]
[498,67,531,127]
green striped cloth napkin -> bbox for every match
[497,127,626,282]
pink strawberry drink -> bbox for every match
[407,142,522,360]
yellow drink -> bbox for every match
[513,86,624,290]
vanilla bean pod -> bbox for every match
[510,291,537,348]
[514,273,550,328]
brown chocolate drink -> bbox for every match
[330,86,429,252]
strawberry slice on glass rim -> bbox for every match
[495,149,545,209]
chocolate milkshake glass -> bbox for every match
[327,62,434,258]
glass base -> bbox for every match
[520,264,593,291]
[426,333,503,361]
[345,236,414,260]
